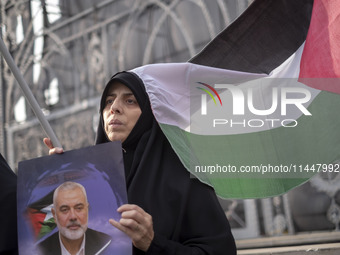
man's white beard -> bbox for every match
[56,218,88,240]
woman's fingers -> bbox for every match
[109,204,154,252]
[48,147,64,155]
[43,138,53,149]
[43,138,64,155]
[119,205,149,223]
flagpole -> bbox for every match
[0,37,62,148]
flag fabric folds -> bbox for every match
[299,0,340,94]
[131,0,340,199]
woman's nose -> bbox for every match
[110,100,122,114]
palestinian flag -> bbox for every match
[26,190,56,240]
[132,0,340,199]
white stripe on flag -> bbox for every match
[132,43,320,135]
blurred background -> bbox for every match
[1,0,339,251]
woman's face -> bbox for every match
[103,82,142,143]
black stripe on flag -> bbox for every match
[189,0,314,74]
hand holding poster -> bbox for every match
[17,142,131,255]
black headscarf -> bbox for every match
[96,71,154,179]
[0,154,19,255]
[96,72,236,255]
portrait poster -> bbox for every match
[17,141,132,255]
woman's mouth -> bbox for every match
[109,119,123,128]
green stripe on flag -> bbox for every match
[160,90,340,198]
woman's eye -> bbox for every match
[126,99,135,104]
[106,99,114,105]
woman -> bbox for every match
[45,71,236,254]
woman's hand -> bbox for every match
[43,138,64,155]
[109,204,154,252]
